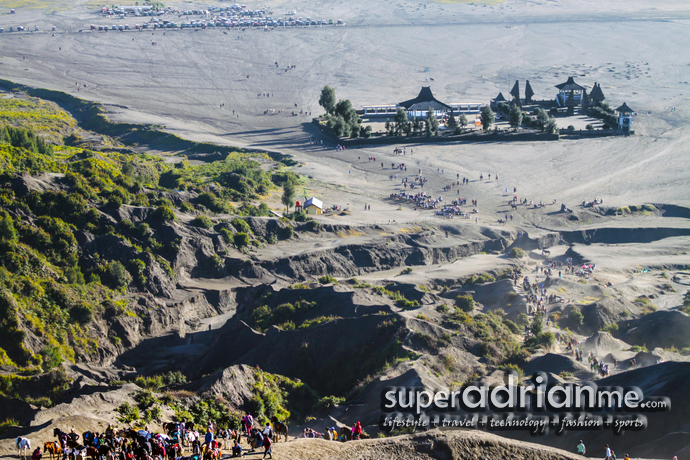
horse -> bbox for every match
[117,429,138,440]
[162,422,176,436]
[104,437,122,452]
[44,442,62,460]
[86,446,112,460]
[270,417,288,443]
[65,440,83,451]
[184,431,196,447]
[82,432,95,447]
[53,429,67,448]
[16,437,31,459]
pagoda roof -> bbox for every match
[555,76,586,92]
[510,80,520,99]
[590,82,606,102]
[615,102,634,113]
[492,92,506,102]
[399,87,452,111]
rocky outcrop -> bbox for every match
[620,310,690,349]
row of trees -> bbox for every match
[319,86,558,138]
[384,108,450,137]
[318,86,371,138]
[380,104,556,136]
[588,101,617,127]
[490,103,558,133]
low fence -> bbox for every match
[318,215,438,228]
[336,131,559,147]
[559,128,632,138]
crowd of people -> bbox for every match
[589,353,612,378]
[35,418,267,460]
[576,440,633,460]
[27,415,372,460]
[389,191,444,209]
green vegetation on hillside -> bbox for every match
[0,88,303,408]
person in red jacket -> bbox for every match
[352,421,363,440]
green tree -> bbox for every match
[0,212,17,244]
[104,261,130,289]
[446,109,458,130]
[530,313,544,336]
[318,86,337,115]
[154,205,176,223]
[192,215,213,229]
[480,106,495,132]
[334,99,362,138]
[497,101,510,116]
[546,118,559,134]
[330,115,348,137]
[455,294,475,312]
[412,117,421,136]
[509,104,524,130]
[403,122,412,136]
[335,99,355,123]
[535,108,549,131]
[458,113,468,132]
[394,108,408,136]
[509,247,525,259]
[234,232,249,248]
[564,305,584,329]
[282,181,296,212]
[426,108,439,137]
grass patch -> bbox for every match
[335,229,364,238]
[398,226,423,234]
[299,315,341,329]
[635,296,657,315]
[318,275,338,285]
[0,418,18,435]
[373,286,420,309]
[0,97,76,143]
[600,323,619,334]
[289,283,312,290]
[249,300,317,333]
[463,272,495,285]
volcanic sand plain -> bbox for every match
[2,0,690,223]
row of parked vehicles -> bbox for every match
[90,23,156,30]
[87,17,344,31]
[0,25,58,32]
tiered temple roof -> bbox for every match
[555,76,586,92]
[398,87,452,111]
